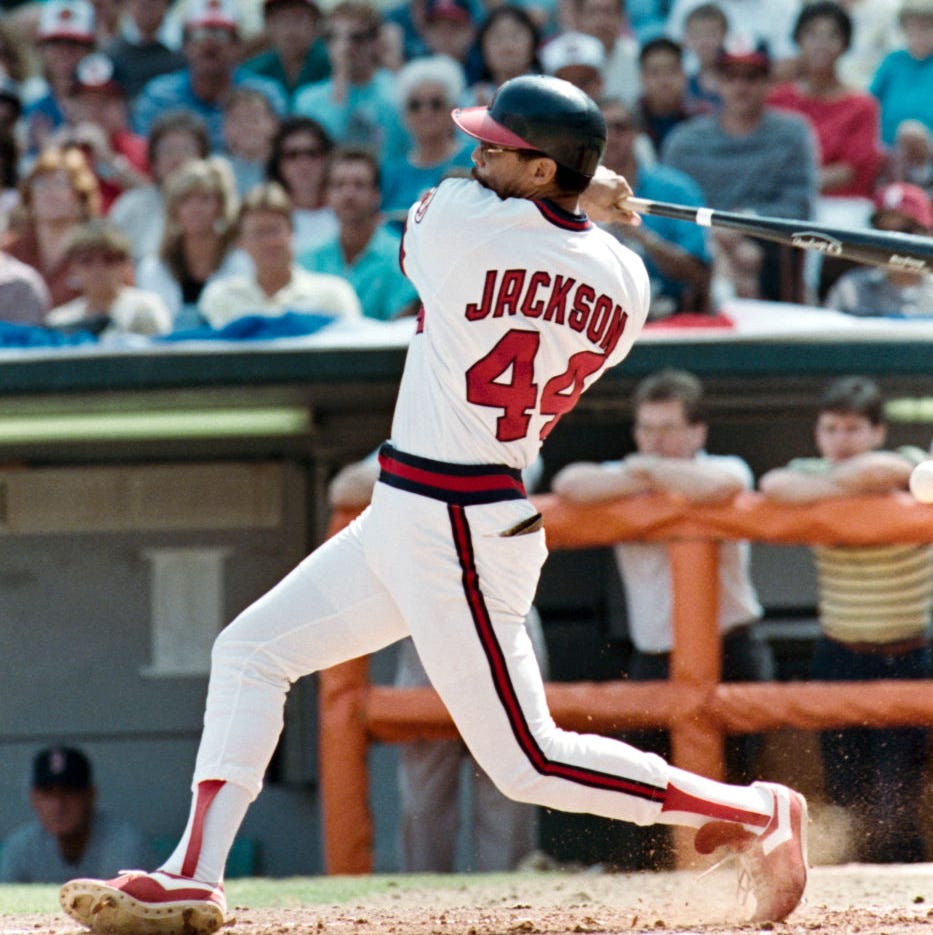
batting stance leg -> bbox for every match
[60,454,807,935]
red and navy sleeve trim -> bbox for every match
[447,503,667,805]
[378,443,526,505]
[534,199,592,231]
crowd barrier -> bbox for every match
[318,491,933,873]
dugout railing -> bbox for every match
[318,492,933,873]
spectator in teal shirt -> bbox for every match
[299,147,419,321]
[237,0,330,111]
[870,0,933,145]
[292,2,409,160]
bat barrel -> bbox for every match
[624,198,933,273]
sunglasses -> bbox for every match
[281,146,326,161]
[407,96,446,113]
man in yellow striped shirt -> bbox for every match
[760,375,931,863]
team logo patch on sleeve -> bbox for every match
[414,187,437,223]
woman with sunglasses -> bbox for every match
[266,115,339,254]
[381,55,474,214]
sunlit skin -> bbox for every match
[277,129,329,208]
[574,0,624,54]
[632,399,706,459]
[640,47,687,115]
[814,411,885,463]
[238,209,294,296]
[151,130,204,186]
[30,169,83,225]
[902,13,933,60]
[481,14,537,84]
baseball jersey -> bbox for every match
[396,178,651,468]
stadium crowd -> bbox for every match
[0,0,931,332]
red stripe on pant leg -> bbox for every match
[447,504,666,804]
[662,783,770,827]
[181,779,226,879]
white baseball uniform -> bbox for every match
[178,178,774,880]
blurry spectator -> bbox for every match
[0,19,30,90]
[266,115,338,254]
[2,146,101,307]
[0,73,23,137]
[380,55,473,215]
[0,747,154,884]
[881,118,933,196]
[0,126,21,231]
[89,0,122,46]
[199,180,360,328]
[420,0,481,82]
[52,52,150,213]
[132,0,285,153]
[0,250,51,324]
[24,0,97,156]
[666,0,802,80]
[300,147,419,321]
[552,369,771,795]
[836,0,902,91]
[105,0,187,101]
[870,0,933,147]
[135,157,249,326]
[682,2,727,109]
[599,98,710,316]
[46,220,172,338]
[469,6,542,105]
[221,87,279,196]
[824,183,933,316]
[759,376,932,864]
[109,109,211,261]
[572,0,640,106]
[768,2,884,201]
[293,2,409,161]
[662,39,818,303]
[634,37,703,152]
[237,0,330,111]
[539,30,606,101]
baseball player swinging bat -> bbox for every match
[622,196,933,273]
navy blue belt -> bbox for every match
[377,443,526,505]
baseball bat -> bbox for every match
[623,196,933,273]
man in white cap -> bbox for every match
[132,0,285,151]
[540,30,606,100]
[25,0,96,154]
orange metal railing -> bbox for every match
[318,492,933,872]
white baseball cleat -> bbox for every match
[59,869,226,935]
[693,782,809,923]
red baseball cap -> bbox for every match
[717,36,771,71]
[872,183,933,230]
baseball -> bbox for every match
[909,460,933,503]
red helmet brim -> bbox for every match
[451,106,535,149]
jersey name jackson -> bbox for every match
[465,268,627,355]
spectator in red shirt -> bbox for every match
[768,1,884,200]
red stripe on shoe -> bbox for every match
[662,783,771,828]
[181,780,226,879]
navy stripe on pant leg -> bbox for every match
[447,503,666,805]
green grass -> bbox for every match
[0,874,511,916]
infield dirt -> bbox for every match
[4,864,933,935]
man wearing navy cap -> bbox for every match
[0,748,152,883]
